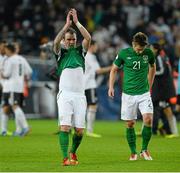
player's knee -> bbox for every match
[126,120,135,128]
[12,104,18,110]
[3,105,11,115]
[143,115,153,126]
[74,128,84,135]
[88,105,97,112]
[60,125,71,132]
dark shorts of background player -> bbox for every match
[2,92,24,107]
[153,100,170,109]
[85,88,98,105]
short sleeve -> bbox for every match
[78,45,87,58]
[3,58,12,78]
[23,58,33,76]
[113,50,124,68]
[54,48,66,62]
[90,55,100,71]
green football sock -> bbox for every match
[141,125,152,151]
[70,132,83,154]
[59,131,69,159]
[126,128,137,154]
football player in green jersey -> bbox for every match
[53,8,91,166]
[108,32,156,161]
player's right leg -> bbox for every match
[59,125,71,166]
[0,93,12,136]
[163,106,179,137]
[126,120,138,161]
[85,89,101,138]
[1,106,9,136]
[139,92,153,160]
[69,127,85,165]
[57,91,73,166]
[121,93,138,160]
[86,105,101,138]
[140,114,153,160]
[69,93,86,165]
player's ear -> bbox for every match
[132,41,135,47]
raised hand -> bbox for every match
[70,8,78,24]
[65,11,72,28]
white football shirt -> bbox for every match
[0,55,6,85]
[59,67,85,94]
[2,54,32,93]
[0,55,10,92]
[84,52,100,90]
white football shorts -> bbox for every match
[57,90,87,128]
[121,92,153,120]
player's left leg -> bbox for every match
[12,93,30,136]
[1,93,12,136]
[163,106,179,137]
[70,128,84,165]
[86,104,101,138]
[1,107,9,136]
[85,89,101,138]
[70,94,86,165]
[141,113,153,160]
[139,92,153,160]
[121,93,138,160]
[13,105,30,136]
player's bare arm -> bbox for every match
[108,64,119,98]
[96,66,112,75]
[71,8,91,51]
[53,11,72,54]
[148,63,156,89]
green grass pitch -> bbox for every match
[0,119,180,172]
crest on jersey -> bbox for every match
[143,55,148,63]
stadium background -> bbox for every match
[1,0,180,120]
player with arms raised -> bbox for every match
[53,8,91,166]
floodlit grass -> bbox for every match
[0,119,180,172]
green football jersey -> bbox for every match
[114,47,155,95]
[54,45,86,76]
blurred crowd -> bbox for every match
[0,0,180,68]
[1,0,180,137]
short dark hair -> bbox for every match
[151,43,162,54]
[5,43,16,52]
[65,27,77,35]
[91,40,96,45]
[0,40,7,45]
[63,27,77,39]
[133,32,148,46]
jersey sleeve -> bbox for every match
[89,55,100,71]
[24,58,33,77]
[113,50,124,68]
[53,53,59,61]
[53,43,66,62]
[53,42,62,55]
[79,45,87,58]
[54,47,66,62]
[2,59,12,78]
